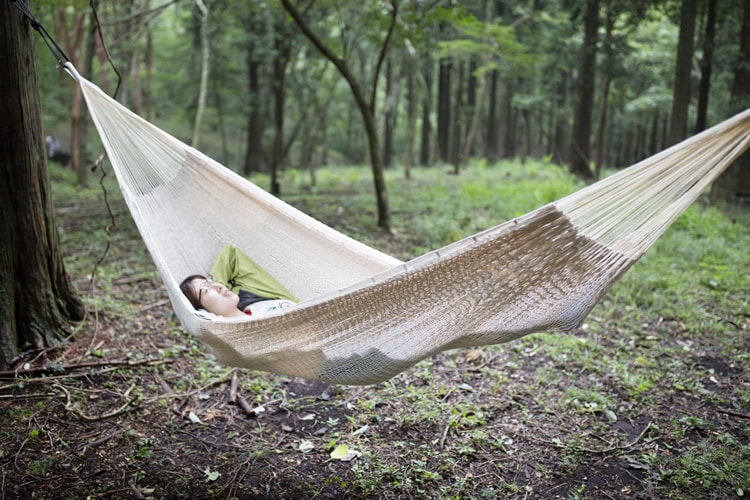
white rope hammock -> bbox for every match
[66,63,750,385]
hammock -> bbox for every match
[65,63,750,385]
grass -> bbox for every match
[5,158,749,499]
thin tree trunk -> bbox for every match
[451,61,464,174]
[502,79,516,159]
[270,36,288,195]
[1,2,85,369]
[55,7,87,184]
[281,0,394,230]
[552,75,568,165]
[594,5,613,177]
[244,55,265,174]
[667,0,697,146]
[569,0,598,179]
[382,58,394,168]
[462,0,492,168]
[404,42,417,179]
[191,0,210,148]
[711,0,750,202]
[694,0,716,134]
[146,31,153,121]
[486,69,500,162]
[437,59,451,163]
[419,58,432,166]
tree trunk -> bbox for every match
[437,59,452,163]
[711,0,750,202]
[694,0,716,134]
[485,69,500,162]
[191,0,210,148]
[280,0,393,230]
[244,56,265,174]
[667,0,697,146]
[594,5,614,177]
[463,0,492,168]
[451,61,464,174]
[146,30,153,121]
[552,76,568,165]
[55,7,87,185]
[0,2,85,370]
[419,59,432,166]
[382,58,394,168]
[569,0,598,179]
[404,48,417,179]
[502,79,516,159]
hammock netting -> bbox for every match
[66,63,750,385]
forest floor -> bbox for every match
[1,162,749,499]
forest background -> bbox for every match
[37,0,750,222]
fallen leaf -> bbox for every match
[330,443,361,462]
[330,444,349,460]
[204,408,220,422]
[299,440,314,453]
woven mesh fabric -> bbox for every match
[67,63,750,385]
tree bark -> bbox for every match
[667,0,697,146]
[569,0,598,179]
[0,2,85,370]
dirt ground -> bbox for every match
[1,180,748,499]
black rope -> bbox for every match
[10,0,72,66]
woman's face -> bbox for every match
[189,277,241,316]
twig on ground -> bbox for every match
[228,369,239,403]
[236,395,254,416]
[717,408,750,420]
[0,358,173,378]
[55,382,139,421]
[154,373,174,395]
[76,428,121,452]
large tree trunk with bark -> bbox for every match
[0,2,85,370]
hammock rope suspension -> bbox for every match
[64,61,750,385]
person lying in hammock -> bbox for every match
[179,245,297,318]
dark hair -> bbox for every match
[180,274,206,310]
